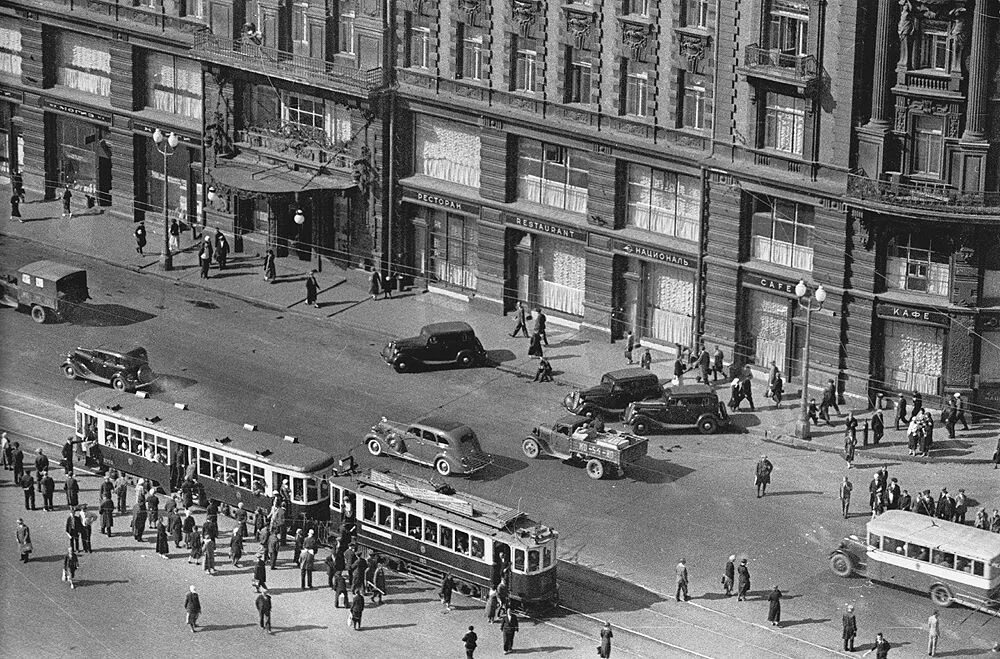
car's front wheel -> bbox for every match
[698,416,719,435]
[367,439,383,456]
[62,363,77,380]
[435,458,453,476]
[521,438,541,459]
[111,374,127,391]
[630,416,652,435]
[829,553,854,577]
[393,358,413,373]
[456,351,475,368]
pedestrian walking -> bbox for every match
[674,354,688,387]
[155,519,170,558]
[927,610,939,656]
[845,411,858,441]
[532,356,553,382]
[255,588,272,633]
[79,504,95,553]
[12,442,24,483]
[440,572,456,610]
[755,455,773,498]
[214,229,229,269]
[300,548,314,589]
[840,476,854,519]
[61,186,73,219]
[10,190,23,222]
[267,529,279,569]
[12,169,25,203]
[912,390,923,418]
[198,236,213,279]
[62,548,79,589]
[769,371,784,407]
[533,308,548,346]
[528,331,544,358]
[866,632,891,658]
[486,586,499,622]
[696,346,711,384]
[844,432,857,469]
[114,473,128,514]
[230,528,244,567]
[16,518,32,563]
[722,555,735,596]
[188,528,203,564]
[842,604,857,652]
[66,507,81,552]
[371,558,386,604]
[99,495,115,537]
[624,330,636,364]
[20,469,36,511]
[675,558,689,602]
[736,559,751,601]
[599,620,614,658]
[146,489,159,529]
[871,408,885,445]
[954,392,970,430]
[510,302,529,337]
[894,395,908,430]
[820,379,837,423]
[369,270,381,299]
[350,591,365,630]
[382,270,394,298]
[168,217,180,251]
[131,502,147,542]
[263,249,276,283]
[182,509,196,547]
[184,585,201,632]
[168,509,183,547]
[65,473,80,509]
[767,586,782,626]
[134,221,147,255]
[639,348,652,370]
[305,270,319,308]
[460,624,478,658]
[500,608,519,654]
[203,532,216,574]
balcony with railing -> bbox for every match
[22,0,205,37]
[193,30,384,95]
[846,174,1000,220]
[740,45,820,93]
[234,125,355,172]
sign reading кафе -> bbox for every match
[505,214,587,242]
[612,239,695,269]
[876,303,950,327]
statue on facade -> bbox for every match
[948,6,969,75]
[897,0,917,69]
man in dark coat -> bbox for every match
[873,632,891,658]
[350,591,365,629]
[132,502,147,542]
[894,395,908,430]
[754,456,773,498]
[255,589,272,633]
[99,495,115,536]
[532,308,548,346]
[99,475,114,504]
[66,508,81,552]
[184,585,201,632]
[182,510,197,547]
[214,230,229,270]
[64,473,80,508]
[40,470,56,511]
[722,555,735,596]
[766,586,782,626]
[305,270,320,308]
[12,442,25,483]
[198,236,213,279]
[20,470,36,510]
[500,609,519,654]
[351,554,368,595]
[842,604,857,651]
[146,490,160,529]
[509,301,528,338]
[253,554,268,592]
[911,391,923,418]
[899,489,912,512]
[134,221,147,255]
[300,548,315,589]
[871,409,885,445]
[34,448,49,475]
[267,531,280,569]
[935,489,954,520]
[61,437,76,473]
[334,571,349,607]
[736,559,751,601]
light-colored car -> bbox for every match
[365,416,492,476]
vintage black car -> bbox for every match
[562,368,664,419]
[381,321,487,373]
[62,346,154,392]
[623,384,730,435]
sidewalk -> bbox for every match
[2,195,997,467]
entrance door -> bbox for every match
[788,322,806,382]
[97,154,112,206]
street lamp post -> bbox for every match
[794,279,827,440]
[152,128,180,271]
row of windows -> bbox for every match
[871,533,988,578]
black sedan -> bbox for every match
[61,346,154,392]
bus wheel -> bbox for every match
[929,584,953,606]
[829,553,854,577]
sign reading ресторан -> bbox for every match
[612,239,695,269]
[876,303,950,327]
[505,214,587,242]
[43,99,111,125]
[402,190,479,215]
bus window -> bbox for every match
[440,525,453,550]
[543,545,552,568]
[883,537,904,554]
[973,560,984,577]
[955,556,971,573]
[424,520,437,543]
[471,537,485,559]
[455,530,470,555]
[363,499,377,523]
[408,514,422,540]
[393,510,407,533]
[868,533,881,549]
[378,504,391,528]
[199,449,212,478]
[213,454,225,481]
[906,543,929,561]
[306,478,318,502]
[932,550,954,569]
[514,549,525,572]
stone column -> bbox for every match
[961,0,989,142]
[866,0,895,128]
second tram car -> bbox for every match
[74,388,337,523]
[329,469,559,608]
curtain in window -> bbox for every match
[0,27,21,76]
[748,292,788,368]
[886,257,950,296]
[883,323,943,395]
[324,104,352,144]
[537,238,585,316]
[414,117,481,188]
[648,264,693,345]
[57,35,111,97]
[675,175,701,241]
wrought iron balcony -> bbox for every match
[846,174,1000,219]
[741,45,819,93]
[235,125,354,171]
[193,30,384,95]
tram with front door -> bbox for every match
[74,388,337,522]
[329,468,558,608]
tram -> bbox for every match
[74,388,337,522]
[329,468,559,608]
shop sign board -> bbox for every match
[876,303,950,327]
[402,190,480,215]
[43,100,111,124]
[612,239,695,269]
[506,214,587,242]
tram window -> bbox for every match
[253,465,265,487]
[528,550,540,573]
[932,550,954,569]
[455,531,470,555]
[362,499,376,523]
[393,510,407,533]
[289,478,302,502]
[424,520,437,543]
[378,504,391,528]
[213,454,225,481]
[514,549,525,572]
[199,449,212,477]
[239,463,252,490]
[543,545,552,568]
[440,525,453,550]
[408,514,422,540]
[972,560,984,577]
[319,479,328,499]
[906,543,929,561]
[331,486,342,509]
[130,427,143,454]
[306,478,318,502]
[471,537,485,559]
[883,537,904,555]
[868,533,881,549]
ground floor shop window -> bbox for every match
[622,259,694,346]
[883,321,944,395]
[424,210,477,290]
[537,237,585,316]
[747,290,789,369]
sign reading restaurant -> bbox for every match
[42,99,111,124]
[402,190,479,215]
[612,239,695,269]
[876,303,950,327]
[505,214,587,242]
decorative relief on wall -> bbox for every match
[512,0,540,35]
[460,0,483,24]
[679,34,709,73]
[566,11,595,47]
[622,23,650,59]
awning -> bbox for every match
[209,159,357,195]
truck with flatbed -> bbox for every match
[521,414,648,479]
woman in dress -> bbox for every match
[369,270,381,299]
[767,586,782,626]
[230,528,244,568]
[154,518,170,559]
[253,553,268,592]
[599,621,614,658]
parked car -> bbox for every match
[562,368,664,419]
[365,416,492,476]
[623,384,730,435]
[522,414,649,479]
[61,346,154,392]
[381,321,487,373]
[1,260,89,323]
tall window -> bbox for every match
[918,23,949,70]
[627,0,651,16]
[681,77,707,130]
[146,53,202,121]
[769,0,809,56]
[887,234,950,296]
[622,60,651,117]
[413,115,481,188]
[458,25,485,80]
[911,115,943,176]
[0,26,22,77]
[281,92,352,144]
[763,92,804,155]
[686,0,710,27]
[750,198,814,271]
[184,0,206,20]
[429,212,478,289]
[408,14,431,69]
[513,36,539,92]
[54,31,111,97]
[338,2,355,54]
[564,46,592,104]
[292,2,309,44]
[516,139,588,213]
[626,165,701,241]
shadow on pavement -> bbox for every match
[778,617,830,628]
[272,624,330,634]
[486,349,518,364]
[475,455,528,481]
[627,457,695,484]
[554,561,667,616]
[146,374,199,393]
[68,303,156,327]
